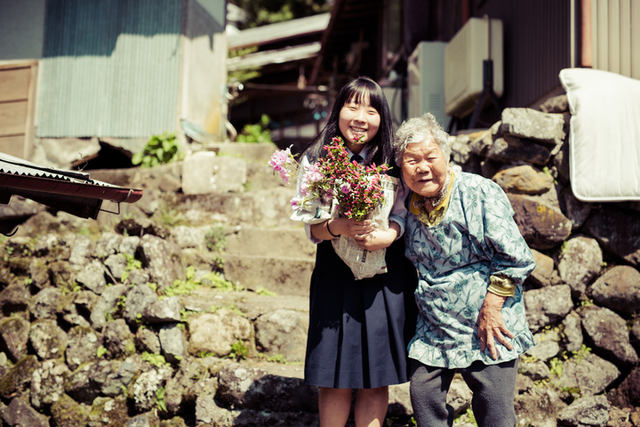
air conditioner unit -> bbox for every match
[407,41,447,128]
[444,17,503,117]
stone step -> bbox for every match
[210,142,299,191]
[226,226,315,259]
[246,159,290,190]
[91,142,292,193]
[178,187,299,227]
[216,142,296,191]
[181,287,311,363]
[223,254,313,297]
[180,288,309,321]
[208,142,278,164]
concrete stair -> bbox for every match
[178,187,299,227]
[207,143,316,296]
[226,227,315,259]
[224,226,315,295]
[223,254,314,296]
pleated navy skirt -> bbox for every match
[304,238,418,389]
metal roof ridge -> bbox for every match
[0,152,90,181]
[227,41,321,71]
[228,12,330,49]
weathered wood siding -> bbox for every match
[0,63,37,158]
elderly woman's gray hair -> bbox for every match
[393,113,451,165]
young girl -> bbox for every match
[293,76,417,426]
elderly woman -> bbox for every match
[392,113,536,427]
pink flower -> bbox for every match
[269,148,289,169]
[269,146,298,186]
[304,163,323,184]
[279,169,291,185]
[299,182,310,196]
[275,137,390,222]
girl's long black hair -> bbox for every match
[304,76,398,176]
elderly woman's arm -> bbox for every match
[476,180,536,360]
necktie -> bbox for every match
[350,154,363,164]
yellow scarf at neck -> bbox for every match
[409,170,455,227]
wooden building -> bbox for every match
[0,0,227,164]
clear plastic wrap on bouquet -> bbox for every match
[331,175,398,279]
[291,175,400,280]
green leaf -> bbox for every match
[131,152,142,165]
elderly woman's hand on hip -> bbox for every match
[477,292,514,360]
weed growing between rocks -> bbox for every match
[162,266,236,298]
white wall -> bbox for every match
[181,0,227,141]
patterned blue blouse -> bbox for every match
[402,166,536,368]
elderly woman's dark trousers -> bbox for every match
[409,359,518,427]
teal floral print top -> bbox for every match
[403,166,536,368]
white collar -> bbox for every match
[345,144,370,161]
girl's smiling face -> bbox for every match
[338,94,380,153]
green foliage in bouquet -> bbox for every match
[293,137,389,221]
[318,137,389,221]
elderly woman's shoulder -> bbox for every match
[457,169,507,196]
[457,167,491,186]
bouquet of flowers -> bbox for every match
[269,137,399,280]
[270,137,389,221]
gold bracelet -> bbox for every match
[326,220,340,238]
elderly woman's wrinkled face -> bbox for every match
[401,138,449,198]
